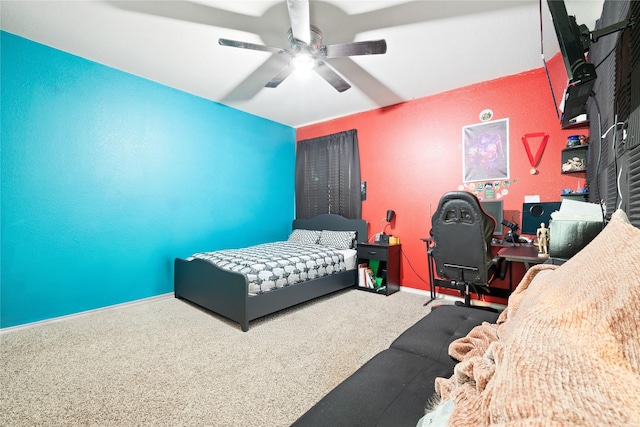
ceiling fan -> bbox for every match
[218,0,387,92]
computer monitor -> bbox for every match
[521,202,561,235]
[480,200,504,236]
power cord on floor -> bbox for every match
[400,247,431,287]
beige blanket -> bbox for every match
[435,210,640,426]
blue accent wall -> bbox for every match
[1,32,296,328]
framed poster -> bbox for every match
[462,118,509,182]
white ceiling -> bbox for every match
[0,1,604,128]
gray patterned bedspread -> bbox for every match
[189,242,347,295]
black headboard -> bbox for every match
[293,214,368,244]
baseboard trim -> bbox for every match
[398,286,431,296]
[0,293,174,335]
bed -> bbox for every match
[174,214,368,331]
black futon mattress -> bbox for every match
[292,304,500,427]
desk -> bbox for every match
[498,245,548,289]
[497,245,548,269]
[421,237,437,304]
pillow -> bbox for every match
[318,230,356,249]
[287,229,320,245]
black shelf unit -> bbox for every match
[561,191,589,201]
[560,144,589,200]
[356,243,400,296]
[561,145,588,174]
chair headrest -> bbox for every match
[431,191,496,237]
[436,191,483,213]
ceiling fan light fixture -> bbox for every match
[291,53,317,72]
[219,1,386,93]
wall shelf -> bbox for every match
[561,192,589,201]
[561,145,588,174]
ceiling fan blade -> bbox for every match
[315,61,351,92]
[323,40,388,58]
[286,0,311,44]
[219,38,288,55]
[327,58,404,106]
[265,65,295,88]
[221,55,289,102]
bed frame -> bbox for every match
[174,214,368,331]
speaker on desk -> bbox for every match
[521,202,561,235]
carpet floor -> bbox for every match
[1,289,445,426]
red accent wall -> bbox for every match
[297,58,586,303]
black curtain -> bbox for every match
[295,129,362,219]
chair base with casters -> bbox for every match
[445,263,499,313]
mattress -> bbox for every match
[189,242,353,295]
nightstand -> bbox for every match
[356,243,400,295]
